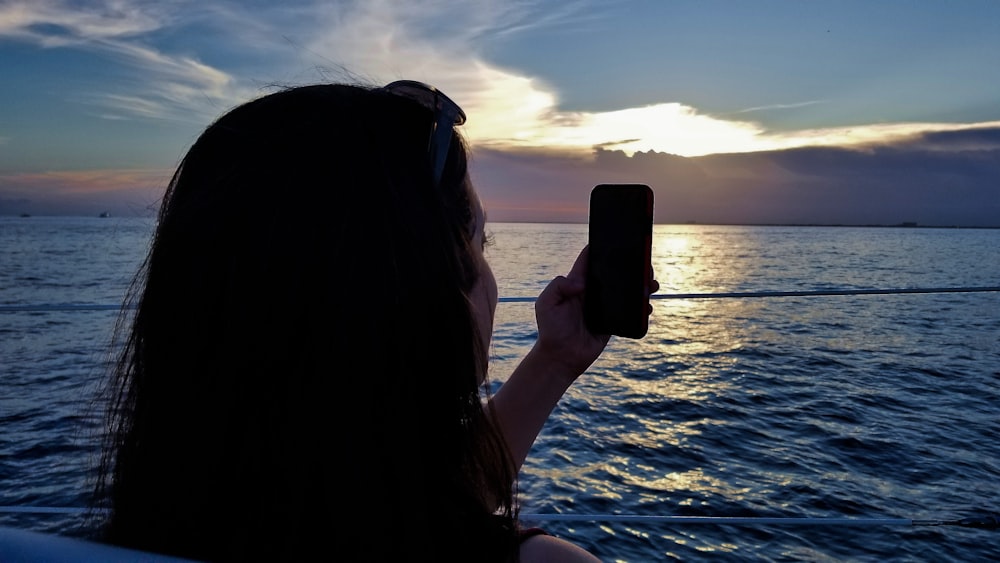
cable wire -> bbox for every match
[1,507,996,529]
[2,286,998,311]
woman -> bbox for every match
[92,80,640,561]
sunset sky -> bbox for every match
[1,0,998,224]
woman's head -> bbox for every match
[96,82,515,561]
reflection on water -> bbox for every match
[489,223,999,561]
[652,228,696,295]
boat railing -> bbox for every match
[2,285,999,313]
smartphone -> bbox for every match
[585,183,654,338]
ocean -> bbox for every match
[1,216,998,562]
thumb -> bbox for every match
[566,245,590,283]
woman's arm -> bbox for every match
[489,247,610,472]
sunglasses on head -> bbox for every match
[382,80,467,190]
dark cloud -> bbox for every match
[473,127,1000,227]
[898,126,1000,151]
[7,127,998,226]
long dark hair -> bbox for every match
[91,84,519,561]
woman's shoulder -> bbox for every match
[518,533,602,562]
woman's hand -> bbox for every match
[531,246,609,381]
[533,245,660,382]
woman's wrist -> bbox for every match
[522,342,584,388]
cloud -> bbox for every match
[468,95,1000,159]
[0,168,170,215]
[0,168,171,198]
[0,0,166,45]
[471,128,1000,227]
[476,102,771,157]
[82,40,239,122]
[278,3,779,157]
[6,0,997,160]
[751,120,1000,154]
[894,126,1000,152]
[735,100,826,114]
[0,1,247,122]
[290,1,1000,158]
[0,1,593,128]
[3,125,997,226]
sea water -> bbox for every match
[1,216,998,562]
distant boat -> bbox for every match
[99,211,110,218]
[19,213,31,218]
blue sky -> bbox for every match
[1,0,999,224]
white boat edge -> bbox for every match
[0,525,198,563]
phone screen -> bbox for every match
[585,183,654,338]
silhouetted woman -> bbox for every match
[92,81,635,562]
